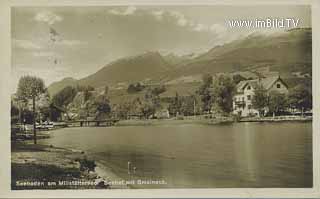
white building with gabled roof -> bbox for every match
[233,76,289,117]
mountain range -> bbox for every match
[48,28,312,96]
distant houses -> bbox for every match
[233,76,289,117]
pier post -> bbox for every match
[128,161,131,174]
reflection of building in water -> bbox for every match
[233,122,312,187]
[233,123,259,184]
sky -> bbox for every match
[11,5,311,92]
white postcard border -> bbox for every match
[0,0,319,198]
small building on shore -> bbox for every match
[154,108,170,119]
[233,76,289,117]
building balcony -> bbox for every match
[235,100,245,105]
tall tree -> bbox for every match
[140,100,155,119]
[168,92,182,116]
[288,85,312,115]
[94,95,111,120]
[232,74,247,85]
[52,86,77,119]
[17,76,45,144]
[180,96,196,116]
[252,84,268,117]
[104,85,109,96]
[212,75,235,114]
[83,88,92,102]
[268,91,288,117]
[202,73,213,86]
[143,88,161,118]
[197,74,213,113]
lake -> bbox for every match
[40,121,312,188]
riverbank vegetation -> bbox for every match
[11,72,312,143]
[252,83,312,117]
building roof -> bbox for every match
[236,76,287,92]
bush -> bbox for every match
[127,83,145,93]
[75,158,96,172]
[151,85,166,95]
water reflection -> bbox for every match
[40,122,312,188]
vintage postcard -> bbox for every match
[0,0,319,198]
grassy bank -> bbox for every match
[11,141,119,189]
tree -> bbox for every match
[151,85,166,96]
[16,76,45,144]
[268,91,288,117]
[197,74,213,113]
[202,73,213,86]
[104,85,109,96]
[113,102,131,119]
[168,92,182,116]
[212,75,235,114]
[143,88,161,118]
[288,85,312,115]
[48,103,62,121]
[11,101,20,124]
[86,85,95,91]
[83,88,92,102]
[93,95,111,120]
[140,100,155,119]
[180,96,196,116]
[52,86,78,119]
[252,84,268,117]
[127,82,144,93]
[232,74,247,85]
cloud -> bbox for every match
[109,6,137,16]
[13,39,42,49]
[34,11,63,25]
[151,10,164,21]
[193,23,209,32]
[150,9,226,34]
[209,24,227,34]
[169,11,189,27]
[32,51,57,57]
[12,64,72,92]
[151,10,191,27]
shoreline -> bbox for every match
[239,115,312,122]
[115,117,234,126]
[11,141,124,190]
[113,116,312,126]
[12,115,312,134]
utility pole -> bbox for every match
[194,98,196,119]
[33,96,37,144]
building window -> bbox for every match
[277,83,281,88]
[247,95,251,100]
[247,85,251,90]
[242,97,244,101]
[248,105,252,109]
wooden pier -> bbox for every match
[67,119,120,127]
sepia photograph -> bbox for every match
[7,2,316,194]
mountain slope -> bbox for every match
[48,77,78,97]
[167,28,312,78]
[78,51,171,87]
[48,28,311,95]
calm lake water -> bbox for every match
[40,122,312,188]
